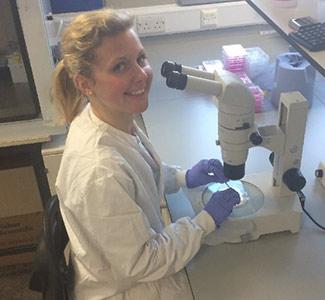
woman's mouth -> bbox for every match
[126,88,146,96]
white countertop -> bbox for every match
[0,119,65,148]
[142,25,325,300]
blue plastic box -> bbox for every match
[50,0,103,14]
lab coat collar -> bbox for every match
[87,104,139,145]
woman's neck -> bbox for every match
[91,105,135,135]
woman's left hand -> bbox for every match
[186,159,228,188]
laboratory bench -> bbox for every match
[140,24,325,300]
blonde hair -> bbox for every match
[52,9,134,124]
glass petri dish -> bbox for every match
[202,180,264,218]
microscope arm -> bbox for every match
[248,92,308,192]
[250,124,285,153]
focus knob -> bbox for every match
[282,168,306,191]
[250,132,263,145]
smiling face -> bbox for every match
[76,28,153,133]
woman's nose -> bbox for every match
[133,64,149,81]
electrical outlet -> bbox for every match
[201,8,218,28]
[316,161,325,189]
[136,15,166,35]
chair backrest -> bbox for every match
[29,195,70,300]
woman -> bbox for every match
[54,9,239,300]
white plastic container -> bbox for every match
[245,47,270,79]
[222,44,247,72]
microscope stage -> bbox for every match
[185,171,302,245]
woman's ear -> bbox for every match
[73,74,93,97]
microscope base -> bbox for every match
[186,171,302,245]
[231,171,302,242]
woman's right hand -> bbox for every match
[204,188,240,227]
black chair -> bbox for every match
[29,195,70,300]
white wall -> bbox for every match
[105,0,174,9]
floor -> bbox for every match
[0,266,41,300]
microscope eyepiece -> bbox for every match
[161,61,182,78]
[223,163,245,180]
[166,71,188,90]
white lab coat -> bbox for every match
[56,105,216,300]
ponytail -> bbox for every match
[52,60,87,124]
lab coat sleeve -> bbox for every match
[62,168,215,294]
[143,210,216,280]
[162,162,187,194]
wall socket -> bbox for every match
[200,8,218,28]
[136,15,166,35]
[316,161,325,189]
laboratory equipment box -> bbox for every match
[0,166,43,272]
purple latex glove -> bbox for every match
[186,159,228,188]
[204,188,240,227]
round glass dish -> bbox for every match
[202,181,264,218]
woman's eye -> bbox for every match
[113,62,126,73]
[138,55,148,67]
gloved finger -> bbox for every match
[226,188,241,205]
[200,159,210,172]
[219,201,236,212]
[206,174,228,184]
[216,189,240,209]
[207,159,222,173]
[207,159,228,182]
[231,187,240,197]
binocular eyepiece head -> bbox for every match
[161,61,182,78]
[161,61,187,90]
[166,71,187,90]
